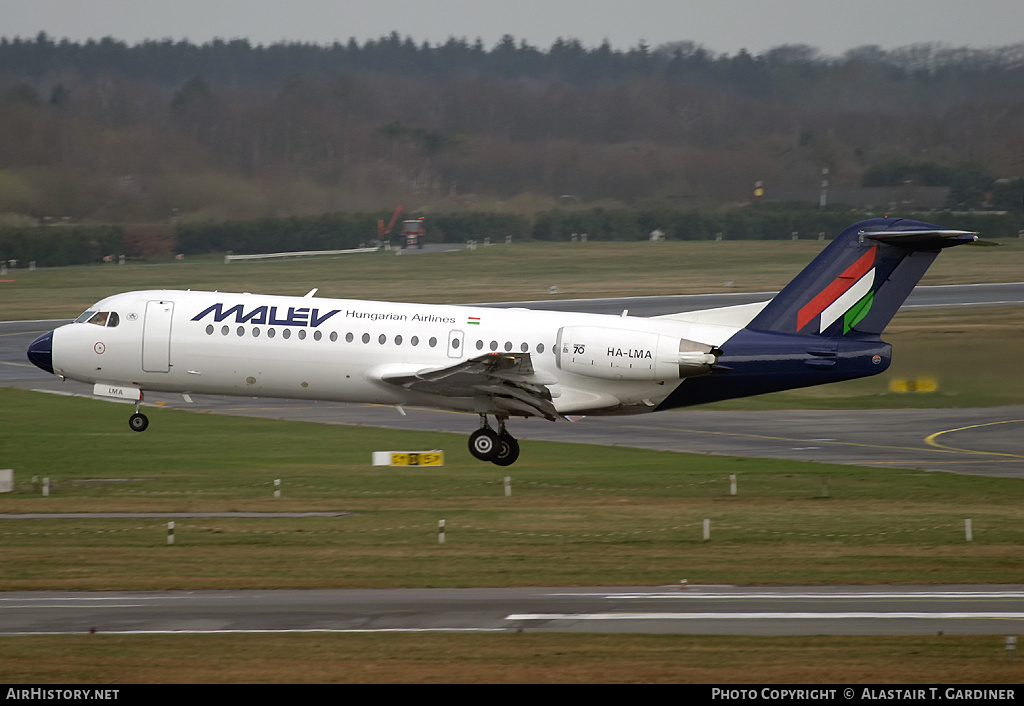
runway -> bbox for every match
[4,283,1023,477]
[4,585,1024,636]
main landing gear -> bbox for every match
[468,415,519,466]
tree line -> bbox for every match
[5,207,1022,267]
[0,33,1022,229]
[6,32,1024,87]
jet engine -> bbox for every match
[555,326,717,381]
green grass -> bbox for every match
[2,238,1022,321]
[2,633,1020,684]
[2,388,1022,590]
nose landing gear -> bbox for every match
[128,398,148,432]
[468,415,520,466]
[129,413,149,432]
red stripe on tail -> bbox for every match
[796,245,876,331]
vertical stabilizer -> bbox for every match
[745,218,978,338]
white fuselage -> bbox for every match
[50,290,747,418]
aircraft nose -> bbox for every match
[27,330,54,374]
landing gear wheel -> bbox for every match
[129,412,149,432]
[468,427,500,461]
[491,435,520,466]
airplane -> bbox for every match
[26,217,987,466]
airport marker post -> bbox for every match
[438,519,446,545]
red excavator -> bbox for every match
[378,206,426,249]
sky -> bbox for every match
[2,0,1023,57]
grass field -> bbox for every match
[3,388,1022,590]
[3,633,1021,684]
[2,238,1022,321]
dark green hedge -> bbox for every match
[0,226,123,267]
[7,207,1018,267]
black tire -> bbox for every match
[491,436,520,466]
[129,413,149,432]
[468,428,499,461]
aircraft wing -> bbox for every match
[377,352,559,420]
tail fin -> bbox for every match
[745,217,979,338]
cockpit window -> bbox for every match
[80,311,120,327]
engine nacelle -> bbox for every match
[555,326,716,381]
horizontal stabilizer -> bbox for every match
[862,229,980,250]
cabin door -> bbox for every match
[142,300,174,372]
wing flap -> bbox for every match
[376,353,558,420]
